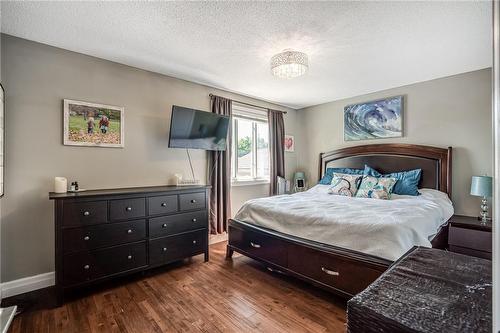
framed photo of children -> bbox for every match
[63,99,124,148]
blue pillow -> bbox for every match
[319,167,364,185]
[363,165,422,196]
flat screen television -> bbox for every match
[168,105,230,151]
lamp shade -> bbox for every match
[294,172,305,181]
[470,176,492,197]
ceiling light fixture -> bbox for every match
[270,49,309,79]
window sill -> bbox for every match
[231,179,270,187]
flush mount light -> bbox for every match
[270,49,309,79]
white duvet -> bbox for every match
[234,185,454,261]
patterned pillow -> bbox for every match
[355,176,397,200]
[328,173,363,197]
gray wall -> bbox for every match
[0,35,297,282]
[296,68,492,216]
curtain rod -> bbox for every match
[209,93,287,114]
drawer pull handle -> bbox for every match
[162,223,167,228]
[162,247,167,252]
[192,240,197,244]
[84,264,90,270]
[127,229,133,234]
[126,207,132,211]
[250,242,261,248]
[321,267,339,276]
[161,202,167,207]
[192,218,197,222]
[83,236,90,241]
[191,199,196,203]
[127,255,132,260]
[83,211,90,216]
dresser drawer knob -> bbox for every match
[126,207,132,211]
[83,236,90,241]
[83,211,90,216]
[192,218,197,222]
[192,240,197,244]
[127,255,132,260]
[250,242,261,249]
[162,223,167,228]
[162,247,167,252]
[161,202,167,207]
[191,199,196,203]
[84,264,90,270]
[127,229,133,234]
[321,267,340,276]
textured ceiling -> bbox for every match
[1,1,492,109]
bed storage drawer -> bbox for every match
[287,244,383,296]
[228,225,287,267]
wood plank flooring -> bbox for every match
[8,242,346,333]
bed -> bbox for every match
[226,143,453,298]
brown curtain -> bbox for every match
[209,95,232,234]
[268,109,285,195]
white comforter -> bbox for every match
[234,185,454,261]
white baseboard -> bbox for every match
[209,233,228,245]
[1,272,55,298]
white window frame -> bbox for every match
[231,103,270,186]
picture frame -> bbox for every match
[63,99,124,148]
[344,95,404,141]
[284,134,295,152]
[0,84,5,197]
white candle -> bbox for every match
[54,177,67,193]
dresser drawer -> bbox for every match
[149,211,207,238]
[62,241,147,286]
[449,226,492,252]
[62,201,108,226]
[148,195,178,216]
[179,192,206,211]
[109,198,146,221]
[228,225,287,267]
[287,245,383,296]
[62,220,146,254]
[149,230,206,266]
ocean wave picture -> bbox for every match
[344,96,403,141]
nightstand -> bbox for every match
[448,215,492,259]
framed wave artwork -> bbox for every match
[344,95,403,141]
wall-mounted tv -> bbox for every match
[168,105,230,151]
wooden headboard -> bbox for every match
[319,144,452,196]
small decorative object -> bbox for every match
[271,49,309,79]
[54,177,68,193]
[470,175,492,224]
[70,181,79,192]
[294,172,306,192]
[63,99,124,148]
[284,135,295,152]
[344,96,403,141]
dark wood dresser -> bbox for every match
[448,215,492,259]
[50,185,210,304]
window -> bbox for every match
[231,103,270,185]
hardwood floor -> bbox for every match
[8,242,346,333]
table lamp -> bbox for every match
[470,175,492,224]
[294,172,306,192]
